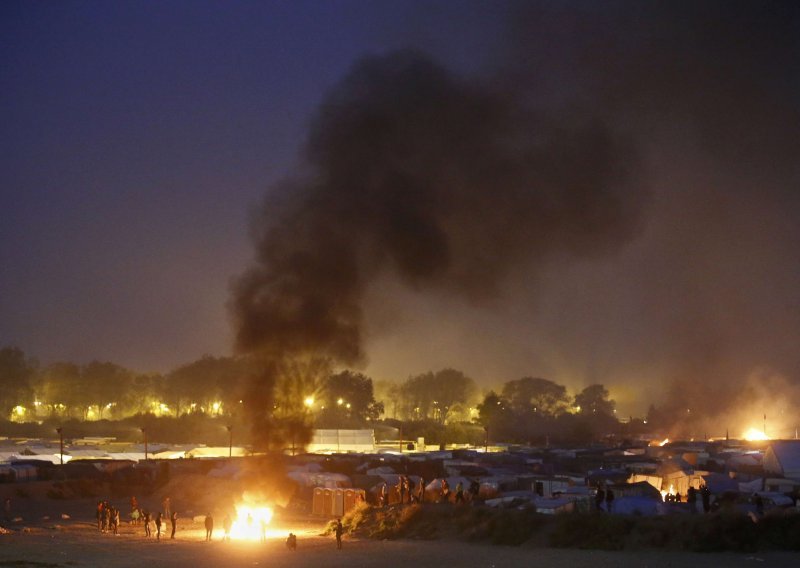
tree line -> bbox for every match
[1,345,634,444]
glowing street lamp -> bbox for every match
[337,398,344,406]
[56,427,63,465]
[304,396,314,408]
[141,428,148,460]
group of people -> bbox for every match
[203,512,234,541]
[377,475,423,506]
[376,477,482,506]
[95,496,178,540]
[95,500,121,535]
[686,485,713,513]
[594,486,616,512]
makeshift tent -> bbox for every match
[764,441,800,480]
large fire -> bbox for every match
[229,504,273,540]
[742,428,770,442]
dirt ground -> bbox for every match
[1,484,799,567]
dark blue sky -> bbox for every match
[0,0,502,369]
[2,1,799,421]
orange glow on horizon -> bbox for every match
[742,428,770,441]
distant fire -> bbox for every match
[229,504,273,540]
[742,428,770,441]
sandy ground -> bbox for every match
[2,516,799,567]
[1,486,798,567]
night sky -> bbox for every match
[2,1,799,420]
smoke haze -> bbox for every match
[230,1,800,436]
[230,50,648,436]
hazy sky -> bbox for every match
[3,1,799,419]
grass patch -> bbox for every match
[343,504,800,552]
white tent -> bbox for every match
[764,441,800,480]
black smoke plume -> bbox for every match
[230,50,647,444]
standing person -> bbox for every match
[113,508,120,535]
[417,478,425,503]
[378,483,387,507]
[469,479,480,503]
[204,514,214,541]
[754,493,765,516]
[170,510,178,539]
[95,500,103,531]
[223,514,232,541]
[605,488,615,513]
[403,476,410,504]
[701,485,711,513]
[162,496,171,517]
[398,477,405,504]
[687,486,698,514]
[440,479,450,503]
[407,477,416,503]
[455,481,464,504]
[143,510,151,537]
[334,518,343,550]
[595,486,606,511]
[103,502,111,532]
[155,512,162,541]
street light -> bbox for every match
[56,427,63,465]
[226,425,233,458]
[141,428,148,461]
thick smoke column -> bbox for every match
[230,50,646,442]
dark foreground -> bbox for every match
[0,520,798,568]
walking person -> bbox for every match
[204,513,214,541]
[417,477,425,503]
[223,514,232,541]
[170,510,178,539]
[334,518,343,550]
[143,510,151,537]
[155,512,162,540]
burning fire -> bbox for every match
[229,503,273,540]
[742,428,770,441]
[660,484,675,501]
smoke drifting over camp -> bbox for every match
[495,0,800,430]
[231,50,644,370]
[230,50,647,441]
[230,1,800,438]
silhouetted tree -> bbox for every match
[0,347,35,419]
[574,384,615,416]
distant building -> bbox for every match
[306,429,375,453]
